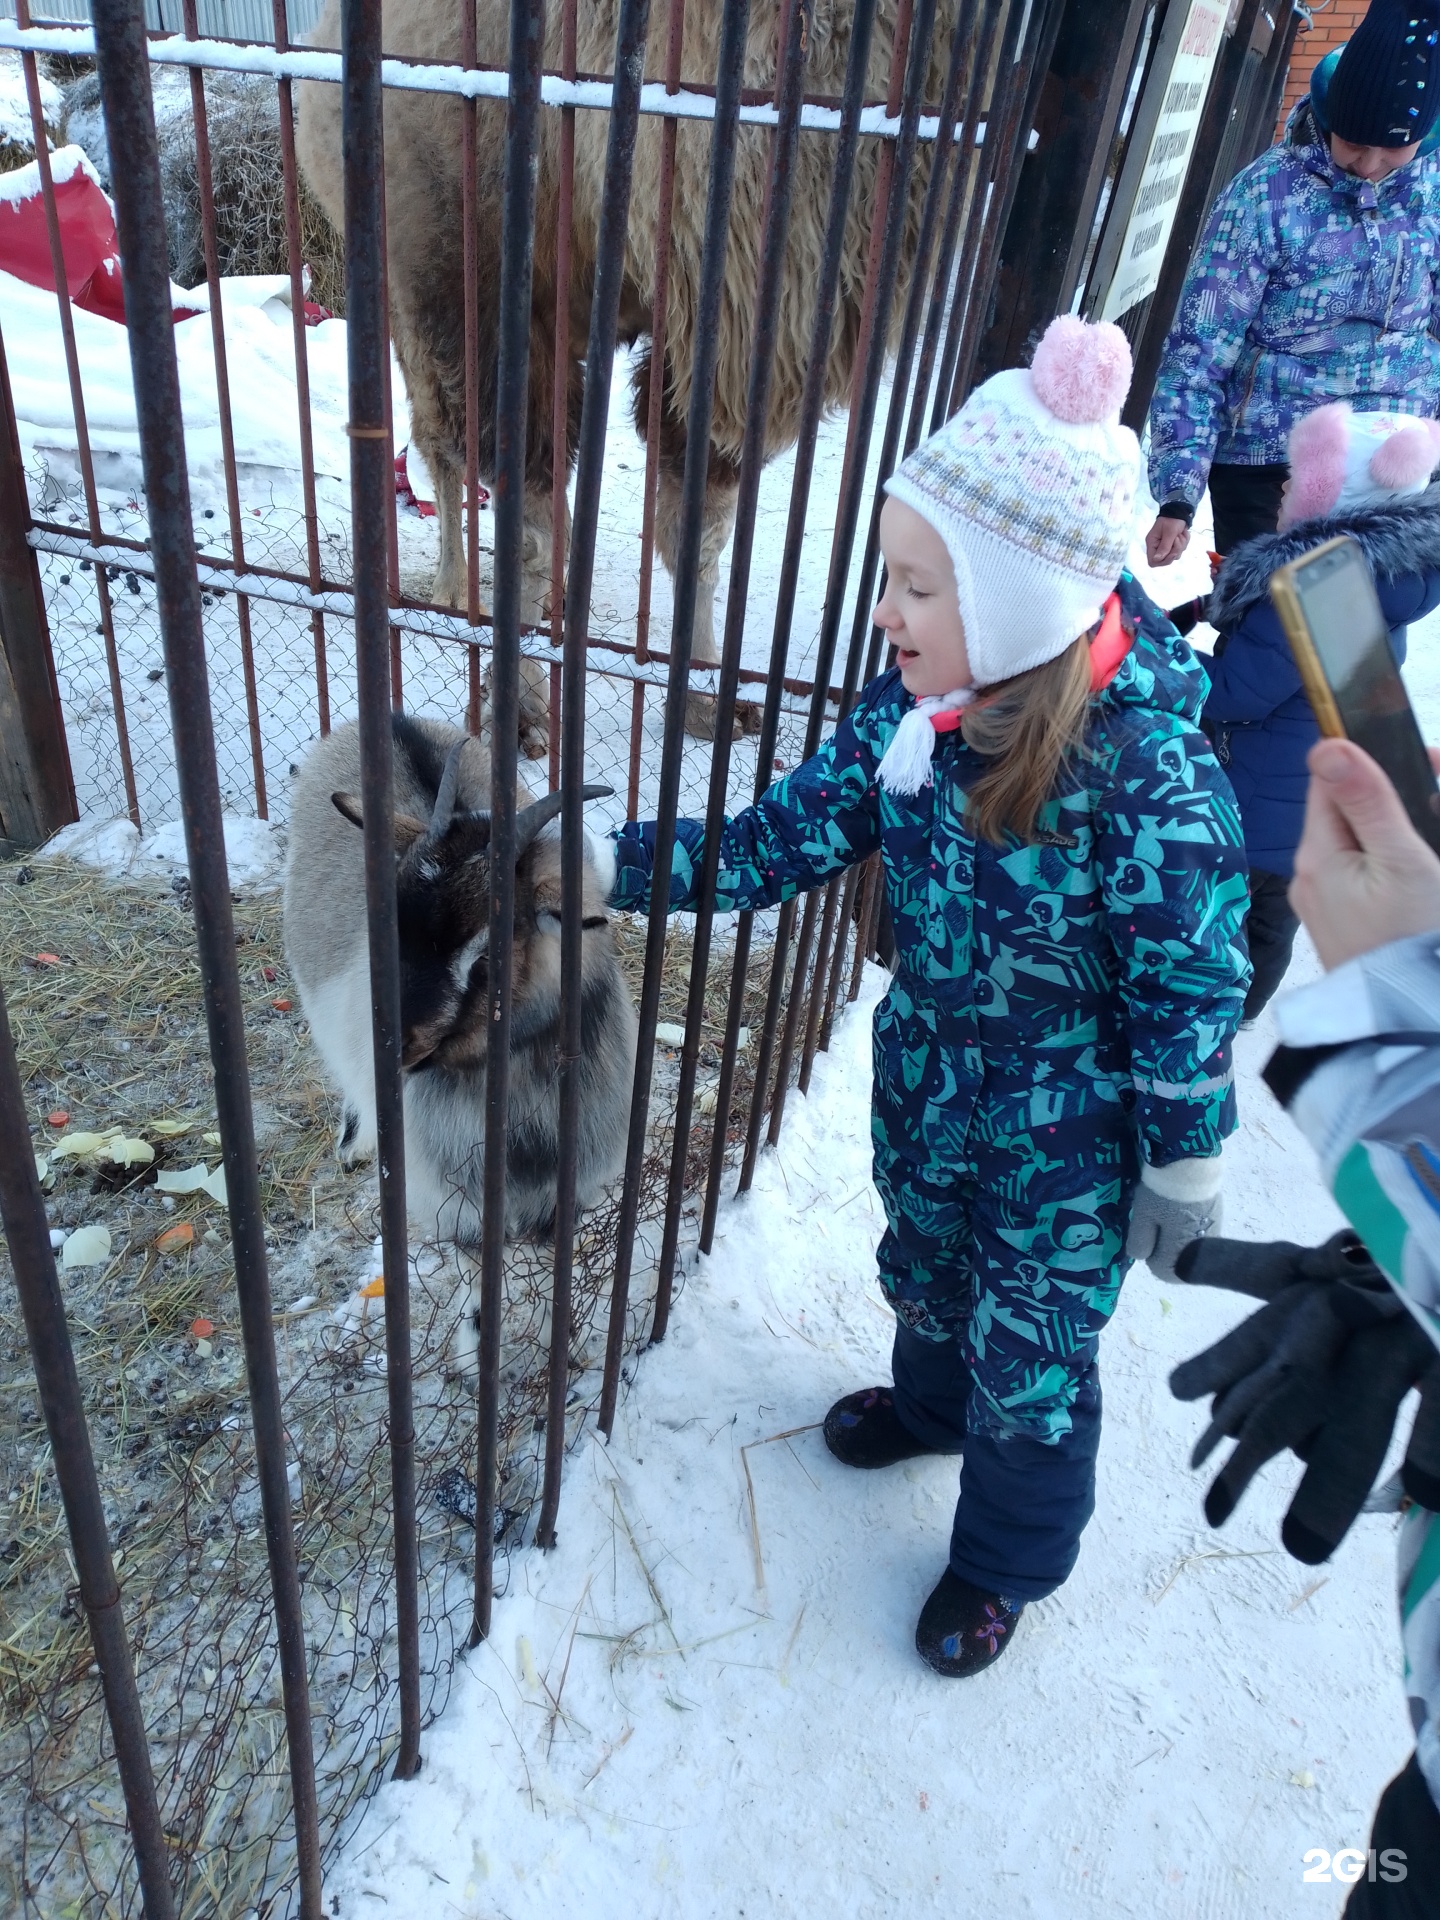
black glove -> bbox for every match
[1169,1231,1440,1562]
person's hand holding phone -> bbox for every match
[1289,737,1440,968]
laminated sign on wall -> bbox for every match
[1099,0,1228,324]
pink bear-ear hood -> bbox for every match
[1369,421,1440,491]
[1282,403,1350,528]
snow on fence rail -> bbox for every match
[0,0,1103,1914]
[0,17,1014,139]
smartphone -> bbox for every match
[1269,534,1440,857]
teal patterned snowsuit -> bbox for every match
[611,574,1250,1596]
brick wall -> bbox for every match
[1277,3,1368,130]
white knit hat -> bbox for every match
[1282,401,1440,528]
[884,316,1142,688]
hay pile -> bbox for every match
[0,851,784,1917]
[62,68,347,315]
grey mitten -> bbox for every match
[1126,1161,1223,1281]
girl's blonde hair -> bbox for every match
[961,632,1095,845]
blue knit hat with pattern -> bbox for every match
[1328,0,1440,147]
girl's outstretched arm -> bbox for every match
[609,699,884,916]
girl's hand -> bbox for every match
[1288,739,1440,969]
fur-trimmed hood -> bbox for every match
[1208,482,1440,629]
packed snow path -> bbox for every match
[325,950,1411,1920]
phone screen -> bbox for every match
[1289,539,1440,855]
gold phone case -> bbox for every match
[1266,534,1351,741]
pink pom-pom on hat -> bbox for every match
[1029,314,1132,425]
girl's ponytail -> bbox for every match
[961,635,1093,846]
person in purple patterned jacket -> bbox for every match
[1146,0,1440,569]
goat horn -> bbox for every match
[511,784,616,859]
[512,791,565,858]
[430,741,468,834]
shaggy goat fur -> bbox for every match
[283,714,636,1249]
[295,0,962,731]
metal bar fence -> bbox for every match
[0,0,1212,1907]
[338,0,422,1781]
[87,0,324,1911]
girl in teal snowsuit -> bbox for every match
[611,319,1251,1675]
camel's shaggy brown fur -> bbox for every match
[296,0,961,731]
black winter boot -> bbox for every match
[915,1569,1023,1677]
[823,1386,937,1469]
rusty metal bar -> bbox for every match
[649,0,809,1343]
[340,0,422,1778]
[181,0,268,817]
[816,860,863,1051]
[627,0,687,821]
[704,0,880,1237]
[462,0,484,675]
[537,0,651,1548]
[740,0,924,1177]
[906,0,1001,450]
[88,0,323,1906]
[548,0,578,798]
[930,0,1021,431]
[787,0,973,1085]
[598,0,752,1437]
[948,0,1064,412]
[473,0,548,1633]
[14,0,140,828]
[378,164,404,711]
[759,0,941,1157]
[272,0,332,735]
[0,979,176,1920]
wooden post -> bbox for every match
[972,0,1152,385]
[0,321,74,856]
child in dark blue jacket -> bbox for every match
[611,320,1250,1677]
[1203,401,1440,1019]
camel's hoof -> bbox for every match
[735,699,764,737]
[684,690,744,742]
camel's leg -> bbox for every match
[654,462,756,740]
[481,481,564,760]
[430,452,468,610]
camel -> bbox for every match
[296,0,963,742]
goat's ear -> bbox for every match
[331,792,428,851]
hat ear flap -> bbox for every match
[1284,403,1351,525]
[1369,422,1440,490]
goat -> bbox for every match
[283,713,636,1248]
[295,0,962,741]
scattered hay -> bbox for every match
[0,852,793,1916]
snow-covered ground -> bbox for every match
[321,951,1415,1920]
